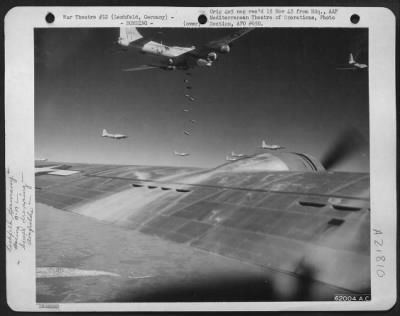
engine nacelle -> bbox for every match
[207,52,218,61]
[196,58,212,67]
[219,44,230,53]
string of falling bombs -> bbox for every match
[181,73,196,152]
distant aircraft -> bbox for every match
[190,119,196,123]
[186,86,192,90]
[35,158,48,161]
[183,130,190,136]
[102,129,127,140]
[261,140,284,150]
[337,53,368,70]
[226,156,239,161]
[231,151,245,157]
[184,79,189,83]
[174,151,190,156]
[118,27,254,71]
[183,109,189,112]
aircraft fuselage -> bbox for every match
[140,41,195,58]
[102,134,127,140]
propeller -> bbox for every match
[320,128,368,170]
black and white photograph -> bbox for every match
[34,26,371,302]
[4,6,397,311]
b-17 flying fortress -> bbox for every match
[261,140,284,150]
[102,128,128,139]
[35,130,370,301]
[117,27,254,71]
[336,53,368,71]
[231,151,245,157]
[173,150,190,156]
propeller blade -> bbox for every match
[321,129,367,170]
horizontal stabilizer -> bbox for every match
[123,65,159,72]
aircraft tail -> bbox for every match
[102,129,108,137]
[262,140,267,148]
[349,53,355,65]
[119,27,143,46]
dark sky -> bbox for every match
[35,27,369,172]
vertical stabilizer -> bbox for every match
[349,53,355,65]
[102,129,108,137]
[119,27,143,46]
[262,140,267,148]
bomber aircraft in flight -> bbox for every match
[336,53,368,70]
[102,129,128,140]
[225,155,239,161]
[118,27,254,72]
[261,140,284,150]
[231,151,245,157]
[173,150,190,156]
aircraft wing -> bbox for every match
[122,65,160,72]
[36,161,370,300]
[178,28,254,60]
[205,28,255,49]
